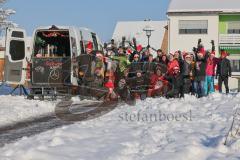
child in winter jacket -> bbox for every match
[204,51,220,95]
[148,68,169,97]
[164,66,184,98]
[216,51,232,94]
[167,53,179,76]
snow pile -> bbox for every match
[0,96,56,127]
[1,93,240,160]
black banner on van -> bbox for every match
[32,57,71,85]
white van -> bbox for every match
[4,25,103,96]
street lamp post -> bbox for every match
[143,25,154,48]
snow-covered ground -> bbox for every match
[1,93,240,160]
[0,96,56,127]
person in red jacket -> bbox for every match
[204,51,220,95]
[148,68,169,97]
[167,53,179,76]
[104,76,117,101]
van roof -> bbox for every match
[35,25,73,30]
[34,26,95,33]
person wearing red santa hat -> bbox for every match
[193,46,208,98]
[86,41,93,54]
[129,44,142,62]
[104,78,117,101]
[167,52,179,76]
[178,52,194,94]
[78,41,96,86]
[148,67,169,97]
[137,45,143,53]
[216,50,232,94]
[164,66,184,98]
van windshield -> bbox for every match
[34,30,70,58]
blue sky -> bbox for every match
[4,0,170,41]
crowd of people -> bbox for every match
[77,38,232,101]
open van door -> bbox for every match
[4,28,27,85]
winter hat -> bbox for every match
[211,51,215,56]
[127,49,132,55]
[137,45,143,52]
[134,54,140,58]
[198,47,205,56]
[105,80,114,89]
[221,50,228,58]
[86,41,93,51]
[96,53,104,59]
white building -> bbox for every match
[167,0,240,91]
[112,21,167,52]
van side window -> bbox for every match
[11,31,24,38]
[71,37,77,57]
[91,32,98,50]
[10,40,25,61]
[80,31,85,54]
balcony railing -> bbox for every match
[219,34,240,45]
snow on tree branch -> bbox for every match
[0,0,17,31]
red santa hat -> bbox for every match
[211,51,215,56]
[86,41,93,51]
[137,45,143,52]
[134,54,140,58]
[221,50,228,58]
[127,49,132,55]
[105,81,114,89]
[198,47,205,56]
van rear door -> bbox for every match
[4,28,27,85]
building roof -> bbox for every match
[168,0,240,13]
[112,21,167,51]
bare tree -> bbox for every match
[0,0,17,34]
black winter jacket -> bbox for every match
[216,58,232,77]
[194,53,208,81]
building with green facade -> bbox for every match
[219,15,240,76]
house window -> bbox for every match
[230,60,240,72]
[179,20,208,34]
[228,22,240,34]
